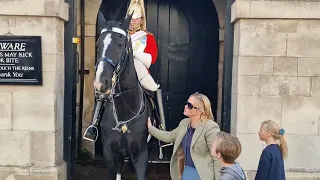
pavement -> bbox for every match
[75,159,171,180]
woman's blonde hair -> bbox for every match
[190,92,214,121]
[261,120,288,159]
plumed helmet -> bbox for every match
[126,0,147,30]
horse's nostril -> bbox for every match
[94,82,103,91]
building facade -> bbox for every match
[0,0,319,179]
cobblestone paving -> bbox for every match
[75,160,171,180]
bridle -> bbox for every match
[88,26,146,138]
[95,27,131,99]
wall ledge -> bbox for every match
[231,0,320,23]
[0,0,69,21]
[245,170,320,180]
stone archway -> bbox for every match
[77,0,226,156]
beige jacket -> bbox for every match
[148,118,221,180]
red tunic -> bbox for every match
[144,33,158,66]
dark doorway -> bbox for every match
[146,0,219,129]
[96,0,220,161]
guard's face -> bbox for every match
[129,17,143,30]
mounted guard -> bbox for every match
[128,0,159,92]
[83,0,172,149]
[126,0,172,148]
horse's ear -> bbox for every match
[122,12,133,30]
[97,11,108,34]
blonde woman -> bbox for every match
[147,92,221,180]
[256,120,288,180]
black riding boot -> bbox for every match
[155,89,173,148]
[83,99,103,142]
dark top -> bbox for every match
[255,144,286,180]
[182,126,196,168]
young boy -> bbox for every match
[211,131,246,180]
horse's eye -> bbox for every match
[119,44,123,48]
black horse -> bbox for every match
[92,12,152,180]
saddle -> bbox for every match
[142,88,155,99]
[142,88,161,124]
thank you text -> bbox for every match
[0,36,42,85]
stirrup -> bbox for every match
[147,134,152,143]
[83,125,99,142]
[159,141,173,148]
[158,124,173,148]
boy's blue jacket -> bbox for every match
[220,162,246,180]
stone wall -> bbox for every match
[0,0,68,179]
[77,0,226,156]
[231,0,320,179]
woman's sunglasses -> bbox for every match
[186,101,198,110]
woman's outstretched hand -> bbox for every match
[147,117,152,128]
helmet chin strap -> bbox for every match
[129,27,141,34]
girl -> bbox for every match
[255,120,288,180]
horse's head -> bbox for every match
[94,11,132,94]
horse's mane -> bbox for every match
[105,20,122,30]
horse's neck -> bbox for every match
[117,52,141,104]
[113,56,142,119]
[119,52,138,88]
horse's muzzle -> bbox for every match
[94,82,103,91]
[94,82,111,94]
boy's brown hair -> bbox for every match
[214,131,242,164]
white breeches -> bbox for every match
[134,59,159,91]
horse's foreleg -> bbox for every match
[116,173,121,180]
[103,148,118,180]
[116,157,124,180]
[130,147,148,180]
[102,138,121,180]
[103,155,118,179]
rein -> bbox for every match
[92,27,146,134]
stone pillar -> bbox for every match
[0,0,68,179]
[231,0,320,179]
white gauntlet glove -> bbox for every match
[133,51,152,69]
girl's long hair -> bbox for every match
[262,120,288,159]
